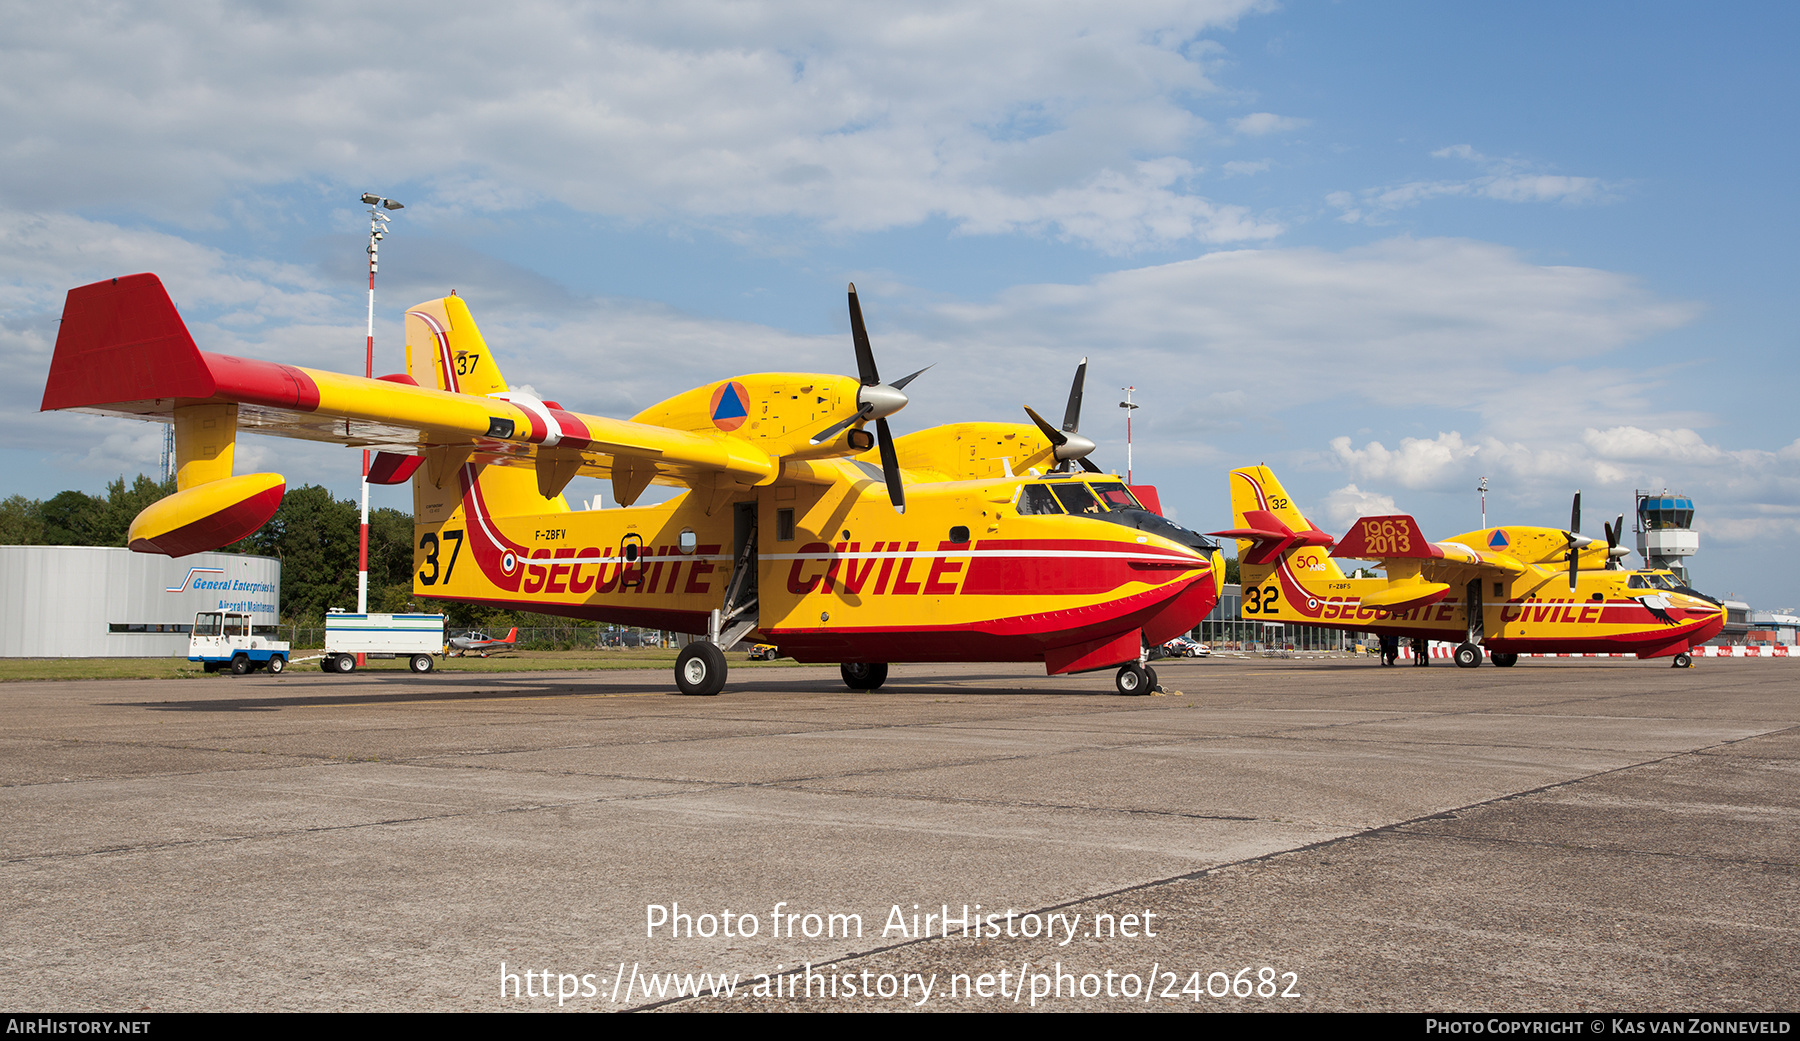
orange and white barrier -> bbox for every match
[1391,642,1792,660]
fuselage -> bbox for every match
[413,464,1222,673]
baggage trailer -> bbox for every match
[322,612,447,674]
[190,611,290,675]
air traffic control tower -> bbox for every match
[1635,490,1698,585]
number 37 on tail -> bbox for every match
[42,274,1224,695]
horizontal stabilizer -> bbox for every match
[1207,509,1335,566]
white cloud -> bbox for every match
[1329,432,1478,488]
[1322,483,1399,528]
[1230,112,1307,136]
[0,0,1279,253]
[1330,144,1613,224]
[1221,159,1271,177]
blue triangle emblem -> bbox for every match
[1488,529,1509,548]
[713,385,748,420]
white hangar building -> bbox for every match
[0,546,281,658]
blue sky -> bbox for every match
[3,1,1795,605]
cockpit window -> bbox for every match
[1089,482,1141,510]
[1051,483,1106,515]
[1017,485,1064,515]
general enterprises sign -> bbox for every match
[0,546,282,657]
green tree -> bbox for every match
[0,495,45,544]
[232,485,361,623]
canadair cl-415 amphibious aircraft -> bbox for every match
[42,274,1223,695]
[1211,466,1724,669]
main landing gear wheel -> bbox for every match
[1490,651,1518,668]
[410,655,434,674]
[1115,663,1151,695]
[1453,643,1482,669]
[331,654,356,674]
[1672,652,1693,669]
[267,656,285,675]
[840,662,889,690]
[676,642,727,696]
[230,654,252,676]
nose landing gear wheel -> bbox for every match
[1115,663,1151,695]
[840,662,889,690]
[675,642,727,696]
[1453,643,1482,669]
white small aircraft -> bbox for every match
[446,627,519,657]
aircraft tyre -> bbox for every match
[267,655,285,675]
[1454,643,1481,669]
[1490,651,1519,668]
[230,654,251,676]
[1115,663,1151,695]
[331,654,356,674]
[1146,665,1160,693]
[1673,652,1693,669]
[840,662,888,690]
[410,654,434,674]
[676,643,727,696]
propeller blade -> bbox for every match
[1062,357,1088,432]
[1570,490,1582,535]
[809,402,873,445]
[1023,405,1068,447]
[891,364,932,391]
[846,283,880,387]
[875,416,904,513]
[1078,456,1102,473]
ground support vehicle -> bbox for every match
[190,611,290,675]
[321,612,447,674]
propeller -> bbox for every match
[1603,513,1627,569]
[808,283,925,513]
[1023,358,1101,473]
[1564,489,1584,591]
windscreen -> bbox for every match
[1089,482,1141,510]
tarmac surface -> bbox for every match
[1,655,1795,1013]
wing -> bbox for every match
[44,275,779,498]
[41,274,806,553]
[1330,514,1525,610]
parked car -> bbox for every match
[747,644,782,661]
[1161,636,1211,658]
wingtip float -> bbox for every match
[42,273,1223,696]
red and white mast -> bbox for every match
[357,194,402,628]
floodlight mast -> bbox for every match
[356,194,402,638]
[1118,387,1139,484]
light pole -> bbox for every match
[1118,387,1139,484]
[357,193,403,625]
[1477,476,1488,529]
